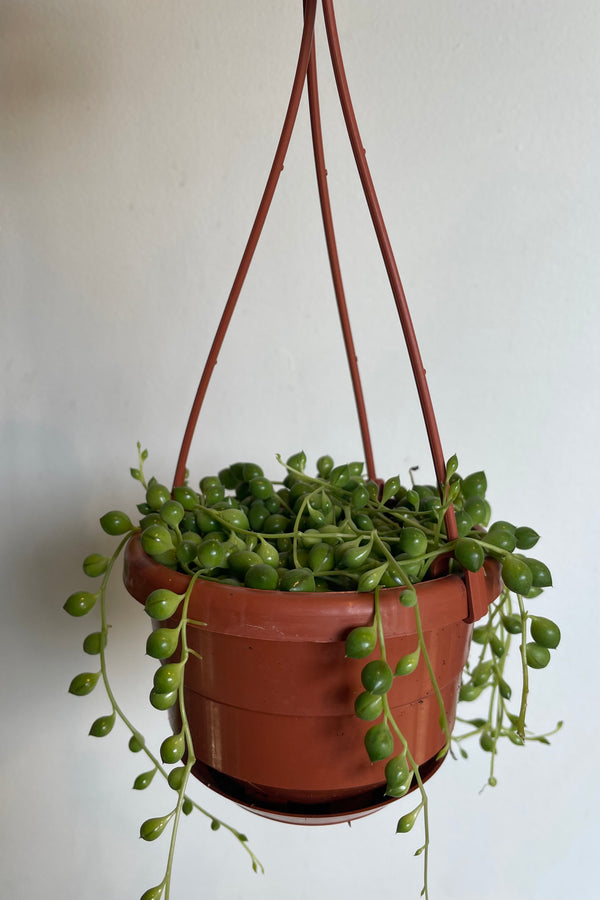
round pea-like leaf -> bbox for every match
[501,614,523,635]
[68,671,100,696]
[530,616,561,649]
[489,634,505,658]
[145,589,184,621]
[279,568,315,592]
[64,591,97,617]
[146,484,170,510]
[354,691,384,721]
[133,769,156,791]
[472,660,493,686]
[445,454,459,479]
[499,679,512,700]
[523,558,552,588]
[361,660,393,695]
[146,627,180,660]
[357,564,387,593]
[82,554,109,578]
[396,805,422,833]
[364,722,394,762]
[167,766,187,791]
[160,500,185,528]
[160,733,185,765]
[140,814,172,841]
[399,588,417,608]
[471,625,489,644]
[173,485,200,510]
[479,731,495,752]
[459,682,484,702]
[128,733,145,753]
[89,713,115,738]
[153,663,182,694]
[351,484,370,510]
[464,496,490,527]
[83,631,106,655]
[339,543,372,570]
[382,476,401,504]
[525,642,551,669]
[140,886,164,900]
[455,510,473,537]
[394,647,420,676]
[100,510,134,536]
[461,471,487,500]
[149,688,178,710]
[514,526,540,550]
[316,455,334,477]
[399,526,427,559]
[329,464,350,488]
[484,529,516,553]
[141,524,175,558]
[385,754,410,790]
[501,555,533,595]
[454,538,484,573]
[345,626,377,660]
[244,563,279,591]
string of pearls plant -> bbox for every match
[65,445,561,899]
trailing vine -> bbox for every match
[65,463,264,899]
[64,445,560,899]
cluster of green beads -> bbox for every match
[344,600,421,802]
[63,468,263,900]
[62,445,560,900]
[129,451,552,601]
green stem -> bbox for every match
[430,493,451,549]
[452,726,485,741]
[163,575,198,900]
[292,493,311,569]
[372,586,430,900]
[136,442,149,490]
[371,533,450,757]
[94,533,263,879]
[196,503,348,544]
[527,720,563,741]
[412,601,450,758]
[373,587,386,663]
[515,594,529,739]
[279,454,438,537]
[97,533,140,716]
[383,696,431,900]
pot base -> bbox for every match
[192,751,446,825]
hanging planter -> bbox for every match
[63,2,562,899]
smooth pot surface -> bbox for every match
[124,535,501,821]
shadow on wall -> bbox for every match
[0,1,107,167]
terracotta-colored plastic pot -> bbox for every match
[124,535,501,824]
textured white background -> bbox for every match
[1,1,599,898]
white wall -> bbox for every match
[2,1,599,898]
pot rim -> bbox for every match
[124,534,501,641]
